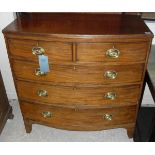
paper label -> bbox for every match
[38,55,50,72]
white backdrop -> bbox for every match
[0,12,17,99]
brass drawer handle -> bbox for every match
[105,70,117,79]
[35,68,47,76]
[104,114,113,121]
[105,92,117,100]
[42,111,52,118]
[32,47,45,55]
[38,90,48,97]
[106,48,120,58]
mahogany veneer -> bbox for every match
[2,13,153,138]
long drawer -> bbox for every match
[12,60,144,85]
[21,102,136,131]
[8,39,72,62]
[16,81,140,107]
[77,42,148,63]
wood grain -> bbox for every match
[3,13,153,138]
[12,59,144,85]
[3,13,152,36]
[77,42,148,63]
[8,39,72,63]
[16,81,140,108]
[21,101,137,131]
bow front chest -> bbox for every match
[3,13,153,138]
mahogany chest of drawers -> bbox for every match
[2,13,153,138]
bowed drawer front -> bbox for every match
[8,39,73,62]
[21,102,137,131]
[3,13,153,139]
[12,60,144,84]
[16,81,140,107]
[77,43,148,63]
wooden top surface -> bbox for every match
[2,13,153,37]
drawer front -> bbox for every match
[12,60,144,84]
[16,81,140,107]
[21,102,136,131]
[8,39,72,62]
[77,43,148,62]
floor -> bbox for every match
[0,100,133,142]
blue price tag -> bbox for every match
[38,55,50,72]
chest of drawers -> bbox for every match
[2,13,153,138]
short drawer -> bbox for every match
[16,81,140,107]
[8,39,72,62]
[21,102,136,131]
[12,60,144,85]
[77,42,148,62]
